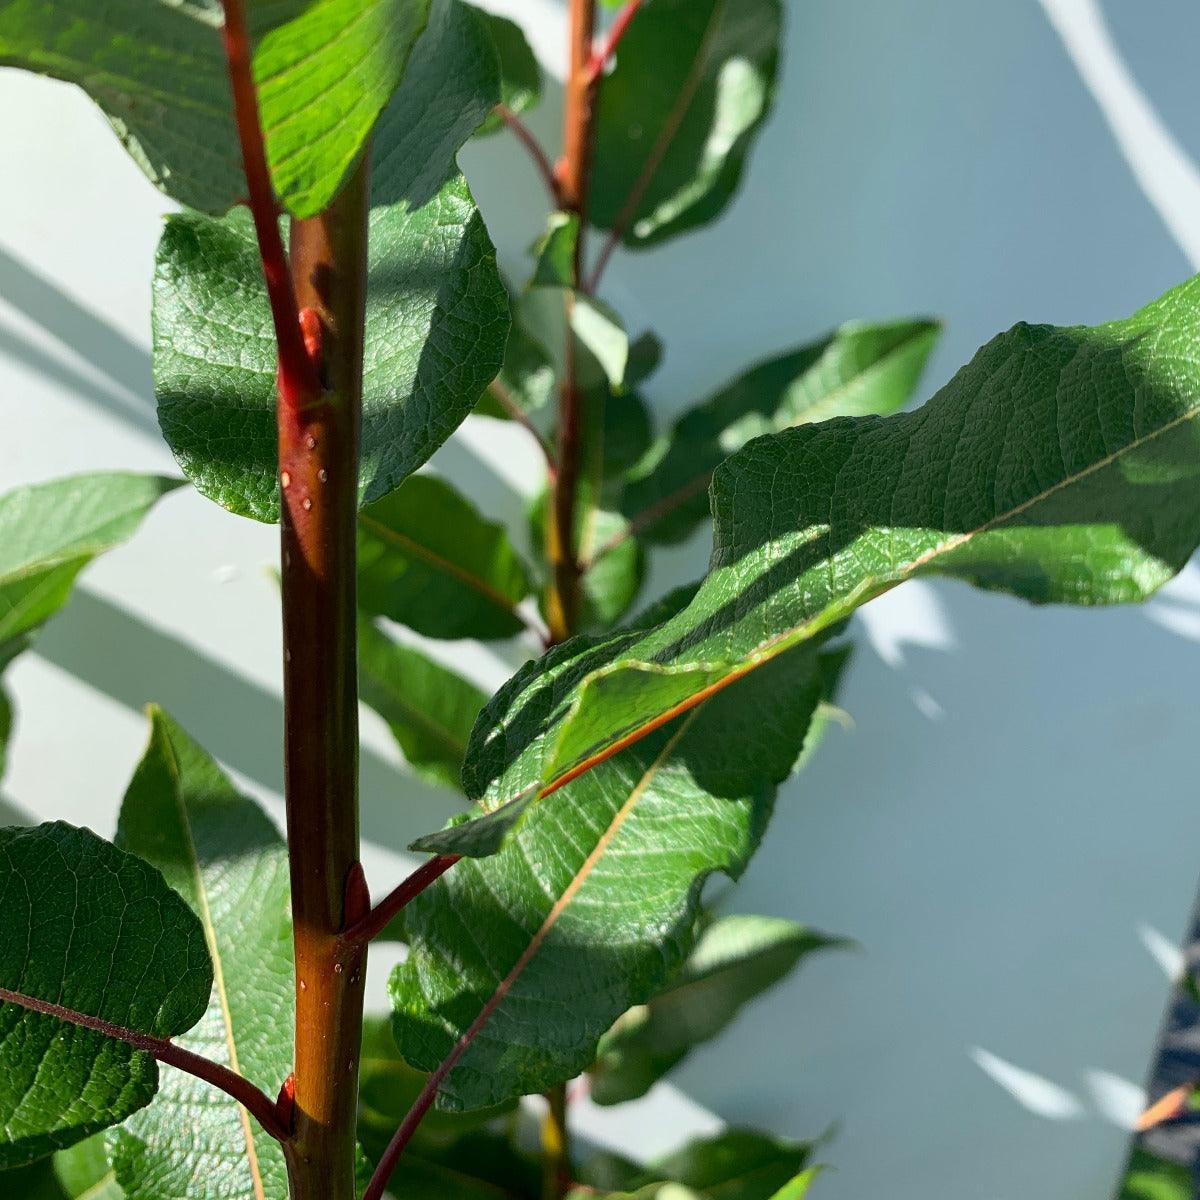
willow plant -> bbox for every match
[1,2,1199,1199]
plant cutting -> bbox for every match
[1,2,1199,1199]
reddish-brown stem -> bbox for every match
[496,103,562,205]
[488,379,559,472]
[541,1082,571,1199]
[0,986,287,1142]
[219,0,319,411]
[545,0,599,644]
[280,163,371,1200]
[340,854,461,947]
[586,0,643,82]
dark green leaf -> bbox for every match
[474,313,558,421]
[531,213,581,289]
[0,0,431,217]
[473,8,542,135]
[1119,1150,1192,1200]
[464,275,1200,816]
[154,1,507,521]
[359,618,488,788]
[589,0,781,247]
[55,1135,123,1200]
[108,707,292,1200]
[0,822,212,1167]
[575,1131,815,1200]
[392,645,828,1109]
[0,684,11,785]
[0,473,179,664]
[620,319,940,545]
[0,1160,69,1200]
[358,475,534,641]
[590,915,846,1105]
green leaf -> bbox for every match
[55,1135,123,1200]
[391,643,828,1110]
[358,475,534,641]
[0,473,179,664]
[359,617,488,788]
[358,1017,515,1165]
[0,683,11,785]
[464,274,1200,816]
[589,0,781,248]
[154,0,507,522]
[1119,1150,1192,1200]
[0,0,431,217]
[473,8,542,136]
[108,707,292,1200]
[474,309,557,421]
[0,1159,70,1200]
[590,915,846,1105]
[381,1129,540,1198]
[0,822,212,1167]
[531,213,581,289]
[575,1131,815,1200]
[621,319,941,545]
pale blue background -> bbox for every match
[3,2,1200,1198]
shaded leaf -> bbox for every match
[109,707,292,1200]
[0,473,179,664]
[473,8,542,135]
[1119,1149,1192,1200]
[0,823,212,1167]
[0,0,431,217]
[55,1135,123,1200]
[358,475,534,641]
[392,644,829,1110]
[154,0,507,521]
[464,275,1200,817]
[590,915,846,1105]
[589,0,782,247]
[620,319,940,545]
[359,618,488,788]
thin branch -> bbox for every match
[584,4,721,292]
[582,471,711,568]
[219,0,320,410]
[487,379,559,472]
[341,854,461,947]
[0,985,288,1142]
[495,103,562,205]
[586,0,643,82]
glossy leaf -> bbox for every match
[359,618,488,788]
[620,319,940,545]
[473,8,542,135]
[0,0,430,217]
[0,822,212,1167]
[464,275,1200,816]
[589,0,782,247]
[574,1131,815,1200]
[358,475,534,641]
[590,915,846,1105]
[108,708,292,1200]
[0,473,179,664]
[392,644,828,1109]
[154,0,506,521]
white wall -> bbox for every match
[3,2,1199,1198]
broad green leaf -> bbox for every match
[474,311,557,420]
[374,1128,540,1198]
[357,1017,514,1164]
[574,1131,815,1200]
[358,475,534,641]
[359,618,488,788]
[0,473,180,664]
[530,213,581,289]
[768,1169,822,1200]
[1120,1150,1192,1200]
[0,1159,69,1200]
[620,319,941,545]
[0,0,430,217]
[590,915,846,1105]
[464,274,1200,815]
[154,0,506,521]
[0,822,212,1167]
[391,644,827,1110]
[55,1135,123,1200]
[108,707,292,1200]
[473,8,542,135]
[589,0,781,247]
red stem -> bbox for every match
[220,0,320,412]
[495,103,562,205]
[341,854,461,946]
[0,985,287,1142]
[586,0,643,82]
[488,379,559,472]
